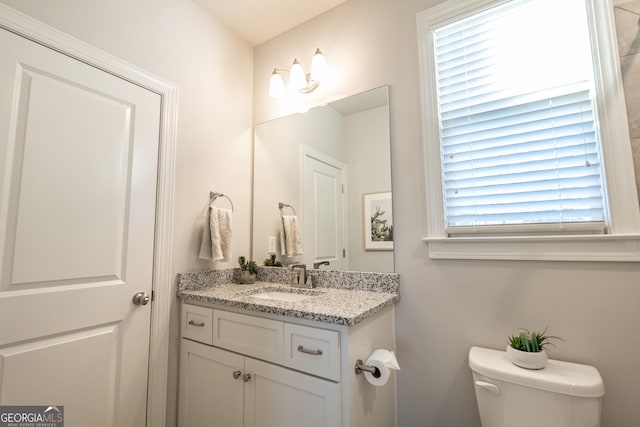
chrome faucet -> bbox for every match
[290,264,307,286]
[313,261,330,269]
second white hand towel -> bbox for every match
[280,215,303,257]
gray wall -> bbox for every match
[253,0,640,426]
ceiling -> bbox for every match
[194,0,348,46]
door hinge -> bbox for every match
[343,248,346,258]
[151,290,155,302]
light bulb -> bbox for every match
[269,69,285,98]
[311,48,327,82]
[289,59,307,91]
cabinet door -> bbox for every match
[244,357,341,427]
[178,339,244,427]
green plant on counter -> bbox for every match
[507,327,561,352]
[263,254,282,267]
[238,256,258,275]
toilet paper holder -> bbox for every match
[354,359,381,378]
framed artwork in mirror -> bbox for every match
[363,191,393,250]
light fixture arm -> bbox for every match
[298,74,319,93]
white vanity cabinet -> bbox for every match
[178,301,397,427]
[179,304,341,427]
[179,338,340,427]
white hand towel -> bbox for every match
[199,204,233,261]
[210,207,232,261]
[280,215,303,257]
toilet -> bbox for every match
[469,346,605,427]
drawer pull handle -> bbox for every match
[297,345,323,356]
[243,373,252,383]
[188,320,205,327]
[232,370,242,379]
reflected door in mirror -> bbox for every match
[303,148,346,270]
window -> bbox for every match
[418,0,640,261]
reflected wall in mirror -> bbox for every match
[252,86,394,273]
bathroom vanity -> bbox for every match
[176,274,399,427]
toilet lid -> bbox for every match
[469,346,605,398]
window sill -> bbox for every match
[423,234,640,262]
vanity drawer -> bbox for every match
[283,323,340,381]
[182,303,213,345]
[212,309,283,364]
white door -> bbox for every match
[244,357,341,427]
[302,149,346,270]
[0,28,161,427]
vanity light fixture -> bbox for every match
[269,48,327,98]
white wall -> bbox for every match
[0,1,254,425]
[344,106,394,272]
[253,1,640,426]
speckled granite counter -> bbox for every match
[177,268,400,326]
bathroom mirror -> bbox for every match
[252,86,394,273]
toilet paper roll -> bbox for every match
[363,349,400,386]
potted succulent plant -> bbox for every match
[506,327,561,370]
[263,254,282,267]
[238,256,258,284]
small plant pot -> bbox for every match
[506,345,547,370]
[239,271,256,284]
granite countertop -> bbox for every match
[178,281,399,326]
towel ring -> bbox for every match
[278,202,296,215]
[210,191,234,212]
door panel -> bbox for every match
[0,28,160,427]
[302,151,346,270]
[179,340,244,427]
[244,357,341,427]
[0,324,120,425]
[9,64,132,286]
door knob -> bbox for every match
[243,373,252,383]
[233,370,242,379]
[133,292,150,306]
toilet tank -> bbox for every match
[469,347,605,427]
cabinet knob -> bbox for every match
[232,370,242,379]
[242,373,252,383]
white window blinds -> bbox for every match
[432,0,608,234]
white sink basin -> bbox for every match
[249,291,312,302]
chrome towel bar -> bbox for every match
[278,202,296,215]
[210,191,234,211]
